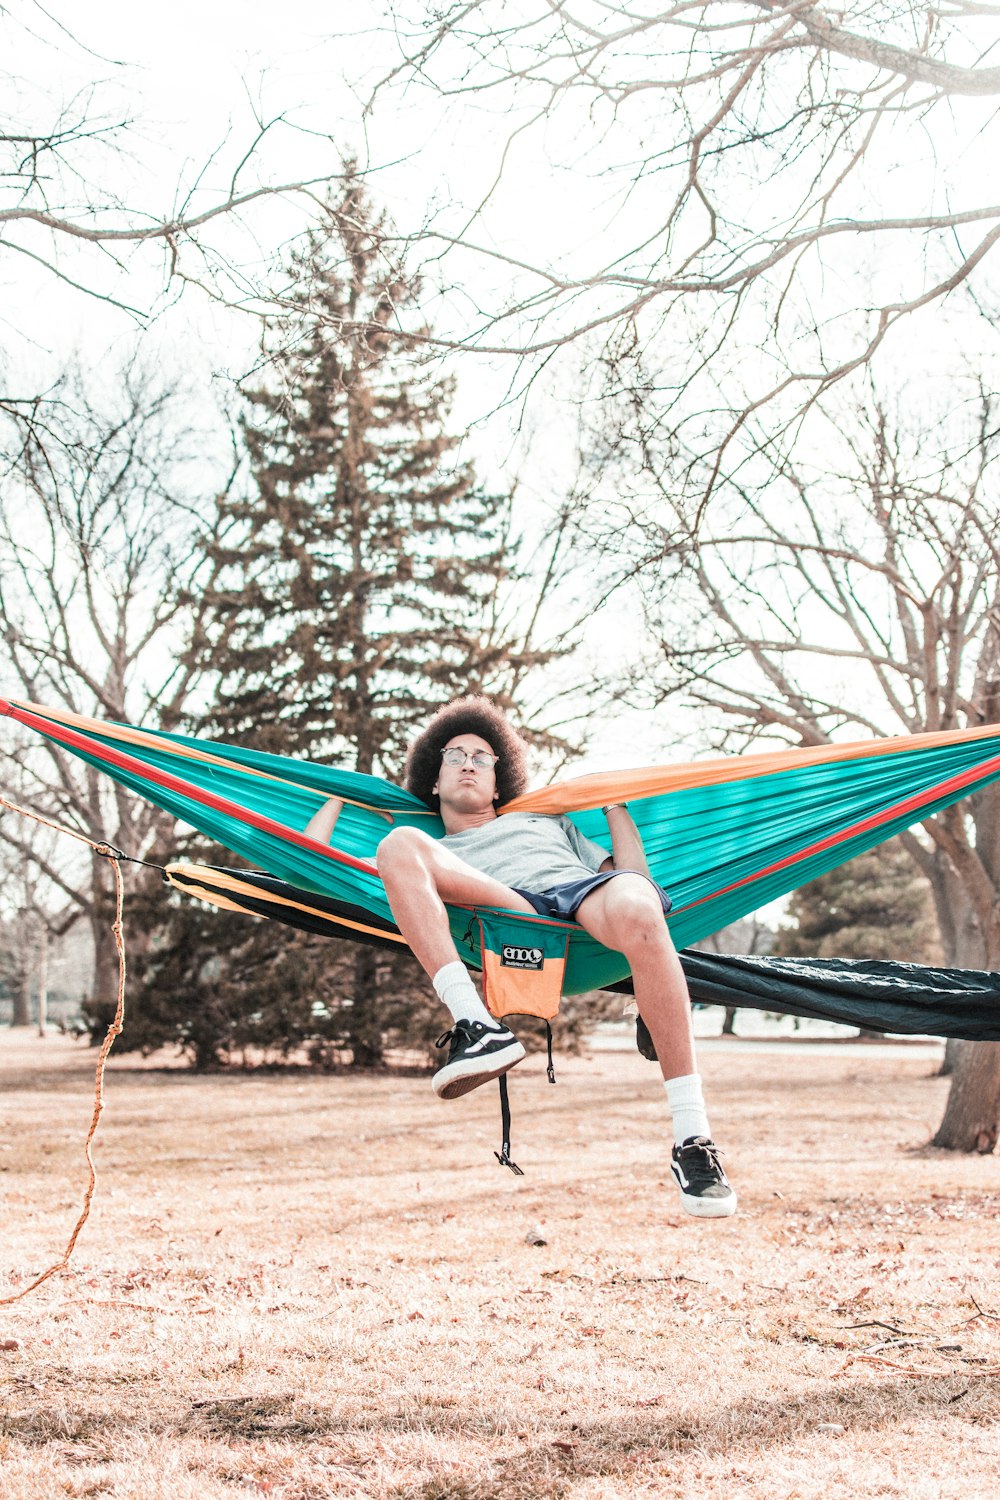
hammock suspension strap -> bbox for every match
[494,1073,524,1176]
[493,1021,556,1176]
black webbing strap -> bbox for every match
[494,1023,559,1173]
[92,842,166,873]
[494,1074,524,1175]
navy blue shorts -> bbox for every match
[512,869,672,921]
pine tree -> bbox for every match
[140,166,558,1068]
[116,841,443,1069]
[191,164,538,769]
[772,837,940,964]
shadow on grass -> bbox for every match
[350,1375,997,1499]
[5,1374,993,1477]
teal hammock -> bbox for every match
[3,698,1000,997]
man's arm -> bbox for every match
[303,796,345,845]
[601,803,651,876]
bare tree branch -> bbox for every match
[0,359,228,998]
[361,2,1000,513]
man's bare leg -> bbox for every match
[375,825,535,975]
[574,874,695,1080]
[376,826,535,1098]
[575,874,736,1217]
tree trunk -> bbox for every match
[37,926,48,1038]
[91,925,120,1010]
[348,945,384,1068]
[190,1015,227,1071]
[932,1039,1000,1152]
[347,723,385,1068]
[13,965,31,1026]
[920,865,1000,1149]
[91,840,124,994]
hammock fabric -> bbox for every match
[165,862,1000,1039]
[5,696,1000,1001]
[673,952,1000,1040]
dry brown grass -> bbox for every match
[1,1030,998,1499]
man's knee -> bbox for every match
[376,825,436,877]
[607,881,668,946]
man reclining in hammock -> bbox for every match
[305,696,735,1219]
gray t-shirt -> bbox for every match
[439,812,609,891]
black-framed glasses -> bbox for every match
[441,747,499,770]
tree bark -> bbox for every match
[931,874,1000,1148]
[911,849,1000,1134]
[37,926,47,1038]
[348,945,384,1068]
[89,906,120,1024]
[932,1039,1000,1152]
[13,964,31,1027]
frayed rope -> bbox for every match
[0,793,127,1304]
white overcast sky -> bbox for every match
[7,2,666,765]
[9,3,602,519]
[6,2,1000,774]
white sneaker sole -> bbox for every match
[433,1040,526,1100]
[674,1185,738,1219]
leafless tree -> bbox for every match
[0,832,77,1029]
[1,6,344,436]
[0,360,235,1012]
[365,1,1000,511]
[568,359,1000,1149]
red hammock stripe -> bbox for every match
[2,701,379,879]
[679,750,1000,912]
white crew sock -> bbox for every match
[664,1073,711,1147]
[432,961,497,1029]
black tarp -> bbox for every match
[613,952,1000,1040]
[167,865,1000,1040]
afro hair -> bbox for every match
[404,696,530,810]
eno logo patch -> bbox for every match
[501,944,544,970]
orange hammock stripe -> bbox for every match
[506,721,1000,814]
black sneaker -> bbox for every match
[432,1019,526,1100]
[670,1136,737,1218]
